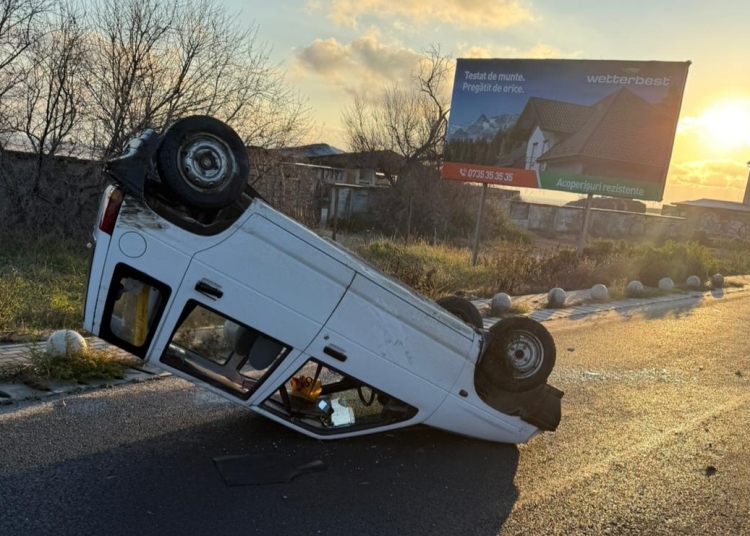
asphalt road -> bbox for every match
[1,291,749,536]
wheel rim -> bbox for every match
[178,133,235,192]
[506,330,544,379]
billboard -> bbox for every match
[443,59,690,201]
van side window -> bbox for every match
[161,301,290,400]
[100,264,171,357]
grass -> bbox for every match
[0,362,28,383]
[0,344,140,388]
[506,303,530,315]
[351,238,539,299]
[352,237,750,301]
[608,280,669,301]
[0,236,89,342]
[490,303,531,319]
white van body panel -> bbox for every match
[425,350,539,443]
[322,275,473,392]
[249,201,476,340]
[84,192,559,443]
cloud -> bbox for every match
[294,33,579,93]
[669,160,748,191]
[318,0,534,28]
[455,43,582,59]
[294,33,421,96]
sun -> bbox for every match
[696,98,750,149]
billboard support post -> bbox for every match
[405,195,413,245]
[471,183,488,266]
[577,194,594,256]
[331,185,339,242]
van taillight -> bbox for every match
[99,188,124,235]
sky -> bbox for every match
[224,0,750,206]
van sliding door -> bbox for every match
[151,213,355,401]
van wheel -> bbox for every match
[435,296,483,330]
[156,116,249,210]
[478,316,556,392]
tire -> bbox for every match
[435,296,483,330]
[156,116,249,210]
[478,316,556,392]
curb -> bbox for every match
[0,367,170,406]
[476,280,749,327]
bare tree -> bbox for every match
[0,0,49,120]
[0,0,314,238]
[85,0,175,157]
[85,0,311,159]
[17,2,87,191]
[342,45,452,171]
[341,46,473,239]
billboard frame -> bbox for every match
[444,58,691,261]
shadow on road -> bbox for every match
[0,397,520,536]
[528,308,561,322]
[630,298,703,321]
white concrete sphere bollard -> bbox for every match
[686,275,702,288]
[491,293,512,315]
[658,277,674,291]
[46,330,87,357]
[590,284,609,301]
[547,287,566,308]
[223,320,240,346]
[626,280,644,297]
[711,273,725,289]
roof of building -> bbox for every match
[282,162,344,172]
[523,88,676,168]
[277,143,344,158]
[307,149,405,177]
[514,97,594,135]
[673,198,750,213]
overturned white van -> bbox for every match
[83,116,562,443]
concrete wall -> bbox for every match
[496,200,686,239]
[678,206,750,240]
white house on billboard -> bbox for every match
[502,88,676,182]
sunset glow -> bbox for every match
[237,0,750,203]
[694,99,750,149]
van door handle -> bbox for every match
[324,345,347,362]
[195,280,223,300]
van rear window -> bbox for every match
[99,264,171,357]
[110,277,163,346]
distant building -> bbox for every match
[247,145,404,226]
[276,143,344,158]
[665,198,750,240]
[566,196,646,213]
[306,150,404,187]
